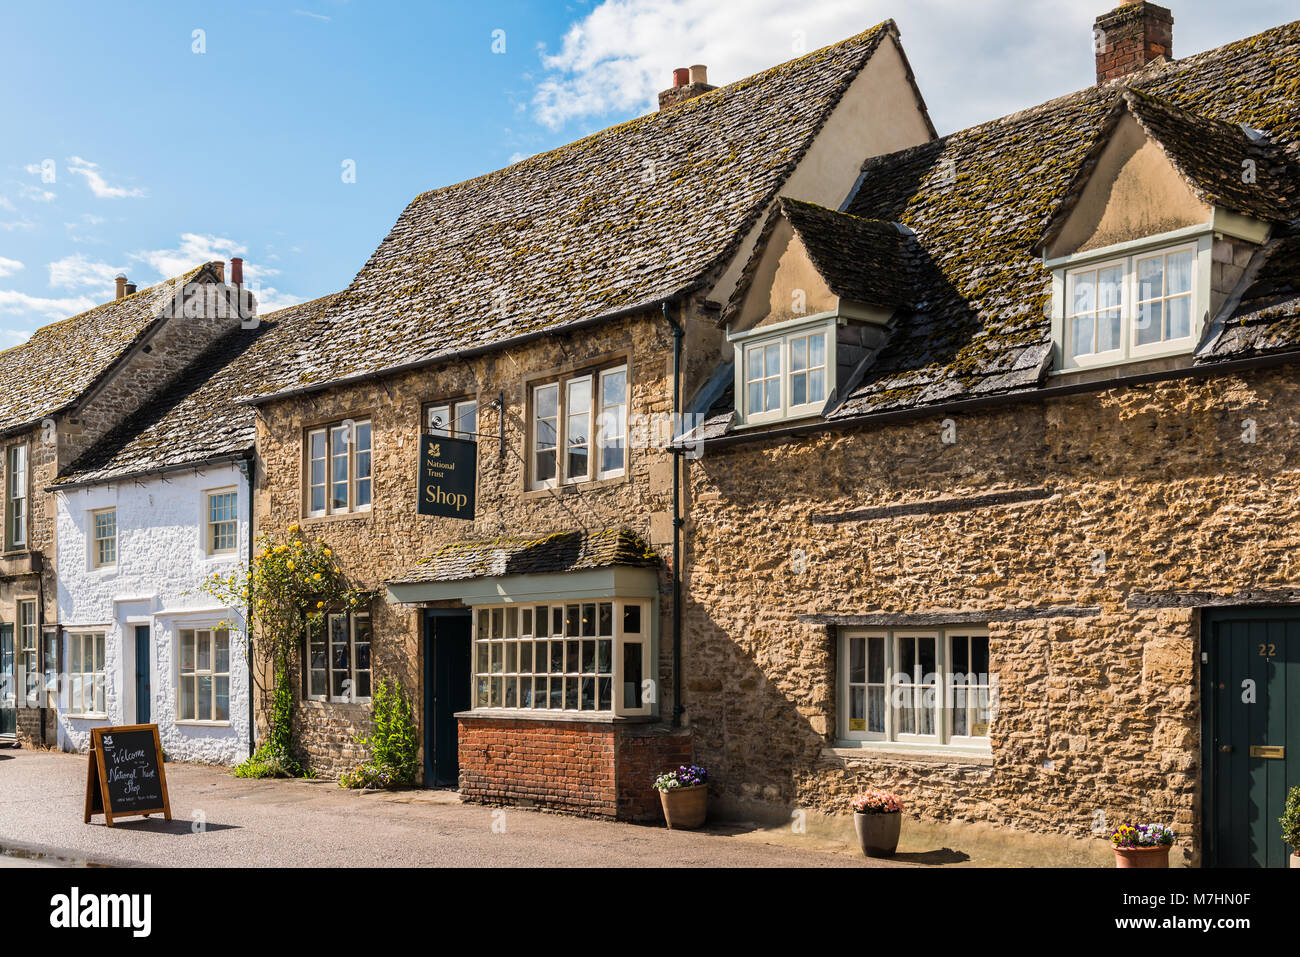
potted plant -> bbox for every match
[653,765,708,829]
[1111,824,1174,868]
[1281,785,1300,869]
[851,789,904,857]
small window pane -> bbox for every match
[622,603,641,635]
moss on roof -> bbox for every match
[388,528,659,585]
[247,22,907,401]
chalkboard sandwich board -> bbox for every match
[84,724,172,827]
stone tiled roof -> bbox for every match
[0,268,204,435]
[826,20,1300,418]
[53,294,345,487]
[388,529,659,585]
[248,22,915,401]
[723,198,916,324]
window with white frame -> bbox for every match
[306,419,372,516]
[17,599,36,707]
[178,627,230,722]
[305,610,371,702]
[1062,241,1199,369]
[5,443,27,550]
[426,398,478,439]
[472,599,651,716]
[529,364,628,489]
[91,507,116,568]
[206,489,238,555]
[67,632,106,716]
[735,319,834,425]
[839,627,991,749]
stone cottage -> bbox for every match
[0,265,246,751]
[240,20,936,819]
[681,4,1300,867]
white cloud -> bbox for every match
[131,233,246,279]
[0,288,97,320]
[0,218,34,231]
[67,156,147,199]
[531,0,1299,134]
[0,195,13,212]
[47,254,125,292]
[0,257,23,278]
[293,9,331,22]
[18,183,56,203]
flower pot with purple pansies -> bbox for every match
[851,790,904,857]
[1111,824,1174,868]
[653,765,708,829]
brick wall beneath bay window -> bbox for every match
[458,717,692,822]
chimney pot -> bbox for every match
[230,257,244,285]
[1094,1,1174,85]
[673,67,690,87]
[689,64,708,86]
[115,274,127,300]
[124,282,137,295]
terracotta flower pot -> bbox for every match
[1114,845,1171,868]
[659,784,707,829]
[854,810,902,858]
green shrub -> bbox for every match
[339,678,419,789]
[233,667,306,779]
[1282,785,1300,853]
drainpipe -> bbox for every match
[239,455,256,755]
[662,301,685,728]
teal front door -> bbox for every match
[1204,608,1299,867]
[0,623,14,736]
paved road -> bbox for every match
[0,749,899,868]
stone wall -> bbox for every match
[682,366,1300,864]
[253,311,682,777]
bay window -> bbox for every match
[733,318,835,426]
[529,364,628,489]
[306,418,372,516]
[839,627,991,750]
[1060,240,1203,370]
[472,598,651,716]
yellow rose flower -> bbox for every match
[288,524,300,534]
[323,549,332,557]
[287,561,295,571]
[312,573,322,581]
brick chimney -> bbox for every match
[115,274,128,300]
[230,257,244,285]
[1094,1,1174,84]
[658,64,716,111]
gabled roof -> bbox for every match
[0,266,215,435]
[248,22,920,402]
[53,293,345,488]
[1037,87,1298,252]
[387,528,659,585]
[722,197,916,324]
[825,20,1300,419]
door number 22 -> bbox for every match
[1258,643,1277,658]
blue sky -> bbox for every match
[2,0,1295,341]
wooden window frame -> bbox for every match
[528,362,629,490]
[17,598,37,708]
[839,627,991,752]
[90,506,117,569]
[5,442,28,552]
[303,418,372,518]
[67,631,106,718]
[177,626,232,724]
[425,397,479,439]
[734,318,836,426]
[304,609,371,703]
[205,487,239,556]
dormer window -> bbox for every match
[733,317,836,426]
[1062,240,1200,368]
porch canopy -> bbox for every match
[384,528,660,606]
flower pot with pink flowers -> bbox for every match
[851,790,904,858]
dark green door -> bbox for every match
[135,625,151,724]
[423,611,472,788]
[0,623,13,735]
[1204,609,1299,867]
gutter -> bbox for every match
[698,347,1300,452]
[240,453,256,756]
[662,301,686,729]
